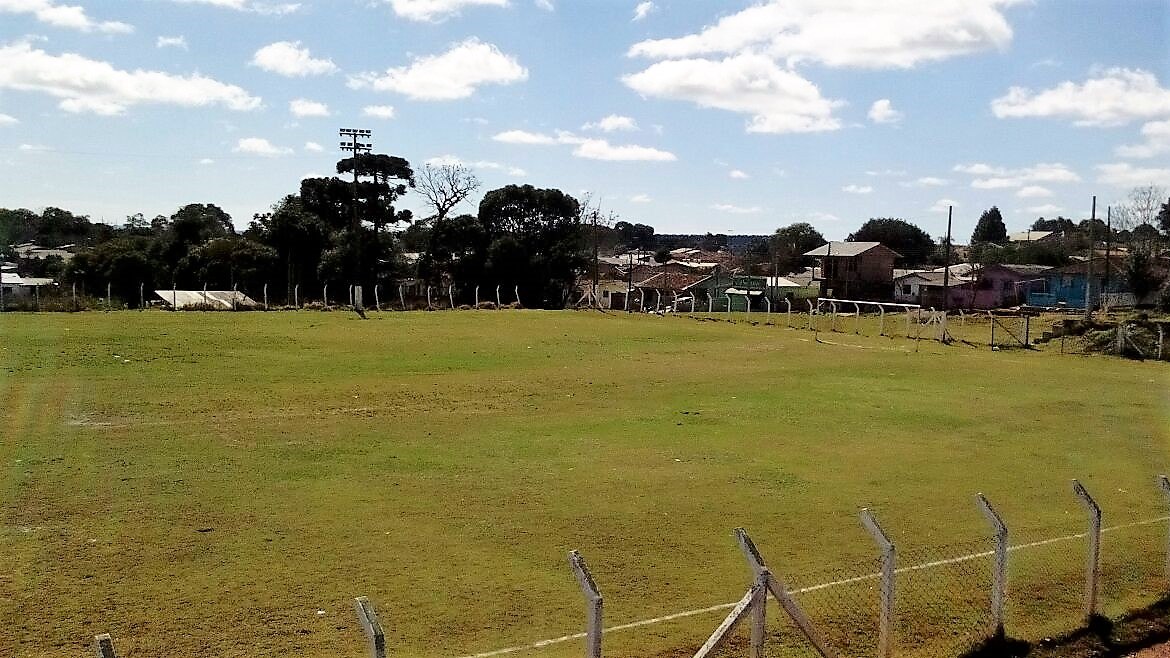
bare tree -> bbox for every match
[1114,184,1166,232]
[415,164,481,221]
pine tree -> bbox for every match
[971,206,1007,244]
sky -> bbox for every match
[0,0,1168,242]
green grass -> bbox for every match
[0,310,1166,658]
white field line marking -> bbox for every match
[457,515,1170,658]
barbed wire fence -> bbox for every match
[87,477,1170,658]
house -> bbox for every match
[966,264,1052,308]
[1008,230,1060,243]
[634,272,712,310]
[893,269,973,308]
[804,241,901,301]
[1026,256,1149,308]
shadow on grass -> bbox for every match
[957,600,1170,658]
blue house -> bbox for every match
[1027,257,1127,308]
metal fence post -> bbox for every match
[1072,479,1102,621]
[1159,475,1170,579]
[354,596,387,658]
[94,633,117,658]
[569,550,603,658]
[861,508,895,658]
[977,493,1009,638]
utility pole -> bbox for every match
[943,206,953,311]
[340,128,373,288]
[1102,206,1111,297]
[1085,195,1096,320]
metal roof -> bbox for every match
[804,241,901,258]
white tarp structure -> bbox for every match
[155,290,259,310]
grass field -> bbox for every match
[1,310,1167,658]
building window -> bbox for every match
[902,284,912,295]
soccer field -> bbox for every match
[1,311,1167,658]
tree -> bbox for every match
[614,221,655,251]
[1115,185,1166,234]
[416,163,480,222]
[249,195,332,302]
[1123,247,1162,302]
[847,218,935,265]
[770,222,825,273]
[180,236,276,292]
[1031,216,1076,233]
[653,247,672,264]
[476,185,585,308]
[971,206,1007,244]
[1159,198,1170,235]
[418,213,487,285]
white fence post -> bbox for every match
[294,284,299,308]
[568,550,603,658]
[879,306,886,335]
[374,285,380,311]
[475,285,480,307]
[107,282,112,311]
[496,285,502,307]
[264,283,269,310]
[724,294,731,317]
[735,529,768,658]
[860,508,895,658]
[354,596,387,658]
[784,298,792,327]
[323,284,328,308]
[514,285,522,308]
[807,299,815,330]
[94,633,117,658]
[734,528,839,658]
[399,284,406,311]
[706,293,713,314]
[426,285,433,309]
[449,284,455,309]
[854,302,862,334]
[1159,475,1170,579]
[1072,479,1102,621]
[977,493,1008,638]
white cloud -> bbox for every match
[1116,120,1170,159]
[929,198,959,212]
[712,203,762,214]
[991,68,1170,127]
[363,105,396,120]
[623,53,842,134]
[156,35,188,50]
[289,98,330,117]
[0,42,261,116]
[1015,185,1052,198]
[572,139,676,162]
[0,113,17,125]
[0,0,132,34]
[170,0,301,15]
[900,176,949,187]
[233,137,292,157]
[493,129,558,145]
[582,114,638,132]
[534,0,553,11]
[842,184,873,194]
[198,158,215,165]
[867,99,903,124]
[18,143,50,152]
[632,1,656,21]
[1026,204,1063,214]
[386,0,506,22]
[251,41,337,77]
[954,162,1080,189]
[729,169,749,179]
[627,0,1020,69]
[1096,162,1170,188]
[304,141,324,152]
[349,38,526,101]
[630,193,652,203]
[424,154,524,176]
[865,168,907,177]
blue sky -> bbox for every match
[0,0,1168,242]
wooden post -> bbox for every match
[354,285,363,310]
[1072,479,1102,621]
[354,596,387,658]
[569,550,603,658]
[1159,475,1170,580]
[977,493,1008,638]
[861,508,895,658]
[94,633,117,658]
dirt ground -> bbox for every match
[1130,645,1170,657]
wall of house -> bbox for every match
[825,252,896,300]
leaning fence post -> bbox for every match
[323,284,328,308]
[735,528,768,658]
[1159,475,1170,579]
[1072,479,1102,621]
[861,508,895,658]
[568,550,603,658]
[514,285,521,307]
[264,283,269,310]
[399,284,406,311]
[354,596,387,658]
[374,285,380,311]
[94,633,117,658]
[475,285,480,307]
[426,285,433,310]
[294,284,299,308]
[449,285,455,309]
[977,493,1008,638]
[784,298,792,327]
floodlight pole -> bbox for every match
[340,128,373,290]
